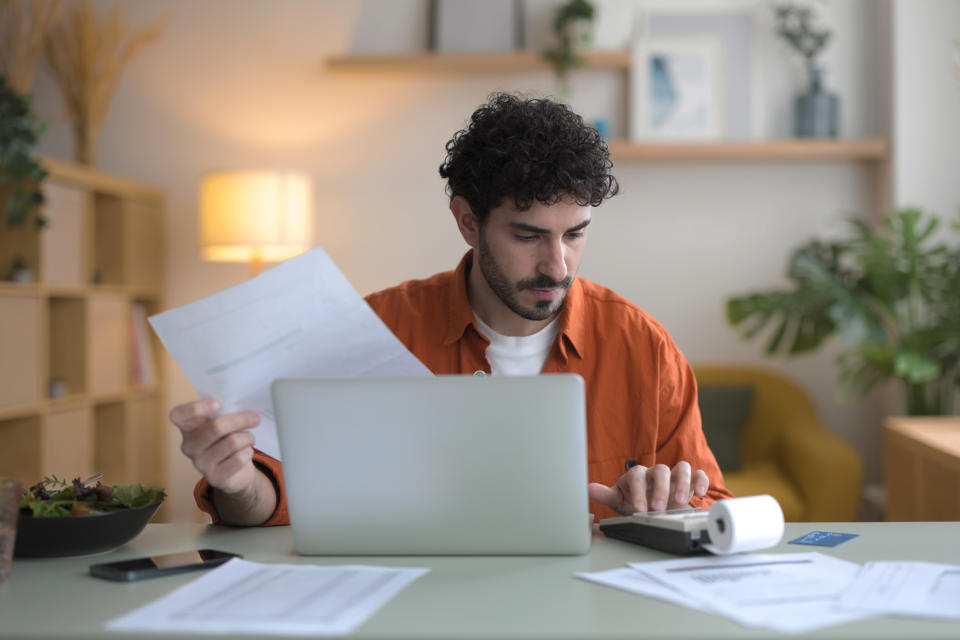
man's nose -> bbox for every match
[538,240,567,283]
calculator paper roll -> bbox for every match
[703,495,784,555]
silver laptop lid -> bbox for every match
[271,374,590,555]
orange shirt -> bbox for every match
[195,251,732,525]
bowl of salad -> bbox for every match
[16,475,166,557]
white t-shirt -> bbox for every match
[473,313,560,376]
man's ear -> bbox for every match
[451,195,480,249]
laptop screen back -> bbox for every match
[271,374,590,555]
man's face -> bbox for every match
[472,198,590,332]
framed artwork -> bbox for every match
[630,36,723,140]
[430,0,523,52]
[639,9,760,140]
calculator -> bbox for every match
[598,506,712,555]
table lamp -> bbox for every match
[200,170,313,276]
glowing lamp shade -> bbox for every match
[200,171,313,275]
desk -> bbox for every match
[2,522,959,639]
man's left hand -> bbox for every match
[588,461,709,515]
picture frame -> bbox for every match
[630,36,723,140]
[430,0,523,53]
[638,9,760,140]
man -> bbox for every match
[171,93,733,527]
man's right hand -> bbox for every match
[169,398,276,525]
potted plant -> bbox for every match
[0,75,47,228]
[726,209,960,415]
[543,0,596,98]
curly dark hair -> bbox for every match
[439,93,618,223]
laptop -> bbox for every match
[271,374,590,555]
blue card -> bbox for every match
[789,531,859,547]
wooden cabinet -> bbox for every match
[884,417,960,521]
[0,156,165,497]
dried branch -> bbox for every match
[0,0,61,95]
[42,0,164,164]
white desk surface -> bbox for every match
[2,521,959,639]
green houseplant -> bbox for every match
[543,0,595,97]
[726,209,960,415]
[0,75,46,228]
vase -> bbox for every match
[72,117,97,166]
[795,65,839,138]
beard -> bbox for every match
[476,233,573,322]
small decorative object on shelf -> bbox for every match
[0,76,47,228]
[430,0,523,53]
[7,255,33,282]
[48,377,68,398]
[543,0,595,97]
[42,0,163,165]
[774,2,838,138]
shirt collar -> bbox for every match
[443,251,482,346]
[444,250,585,362]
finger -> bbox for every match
[169,398,220,432]
[647,464,671,511]
[193,430,256,477]
[625,466,649,513]
[587,482,618,508]
[206,446,256,493]
[181,411,260,459]
[670,461,692,506]
[692,470,709,498]
[589,482,638,516]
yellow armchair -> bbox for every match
[694,364,862,522]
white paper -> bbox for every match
[148,247,432,460]
[703,495,784,555]
[626,552,870,633]
[838,561,960,620]
[105,559,430,636]
[575,567,695,609]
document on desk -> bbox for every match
[576,567,694,609]
[148,247,432,460]
[631,552,869,633]
[105,559,430,636]
[837,561,960,620]
[578,552,870,633]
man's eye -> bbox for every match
[566,232,584,240]
[514,235,537,242]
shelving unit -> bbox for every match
[325,50,890,168]
[0,156,165,496]
[326,47,892,220]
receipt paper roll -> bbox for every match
[703,494,784,555]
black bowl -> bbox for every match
[13,500,162,557]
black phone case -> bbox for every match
[89,550,242,582]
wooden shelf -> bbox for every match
[0,157,166,490]
[0,401,45,421]
[607,139,889,163]
[39,155,163,200]
[326,49,629,73]
[0,282,41,297]
[325,51,888,164]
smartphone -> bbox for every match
[89,549,242,582]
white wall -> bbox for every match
[28,0,940,521]
[892,0,960,217]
